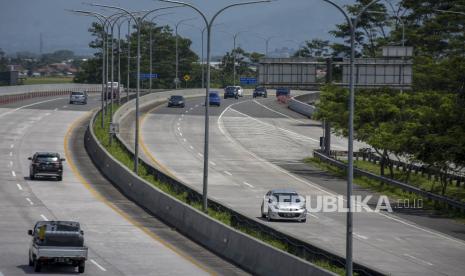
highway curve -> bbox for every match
[140,93,465,276]
[0,93,246,275]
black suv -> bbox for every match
[167,95,185,108]
[224,86,238,99]
[253,86,268,98]
[29,152,65,181]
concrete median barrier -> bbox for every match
[288,92,320,118]
[85,89,339,276]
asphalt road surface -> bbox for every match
[140,94,465,276]
[0,94,247,276]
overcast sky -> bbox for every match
[0,0,355,57]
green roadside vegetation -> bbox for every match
[306,157,465,222]
[23,76,74,85]
[93,106,347,276]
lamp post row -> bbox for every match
[72,2,388,276]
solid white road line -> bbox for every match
[243,181,254,188]
[253,99,307,124]
[16,183,23,190]
[0,97,65,119]
[217,102,465,245]
[40,214,48,221]
[11,171,16,177]
[91,259,107,271]
[403,254,434,266]
[224,171,232,176]
[26,198,34,205]
[354,233,368,240]
[307,212,319,219]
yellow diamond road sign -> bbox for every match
[183,74,191,81]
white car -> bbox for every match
[234,86,244,97]
[261,189,307,222]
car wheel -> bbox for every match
[57,175,63,181]
[30,173,35,180]
[267,210,273,222]
[181,104,185,108]
[301,218,307,223]
[78,261,85,273]
[28,253,33,266]
[34,259,41,272]
[264,94,267,98]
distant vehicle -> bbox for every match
[234,86,244,97]
[276,87,291,97]
[253,86,268,98]
[28,152,65,181]
[209,91,221,106]
[69,91,87,105]
[28,221,87,273]
[261,189,307,222]
[105,81,122,100]
[224,86,238,99]
[167,95,185,108]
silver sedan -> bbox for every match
[261,189,307,222]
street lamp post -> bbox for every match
[174,18,196,89]
[158,0,271,212]
[89,3,183,174]
[232,31,248,86]
[68,10,117,129]
[320,1,379,275]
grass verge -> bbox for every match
[93,107,347,276]
[306,157,465,221]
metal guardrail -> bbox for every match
[107,91,385,276]
[314,150,465,212]
[0,88,101,105]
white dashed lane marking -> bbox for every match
[224,171,232,176]
[26,198,34,205]
[16,183,23,191]
[243,181,254,188]
[11,171,16,177]
[40,214,48,221]
[91,259,107,271]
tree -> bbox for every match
[293,39,332,58]
[0,48,7,71]
[74,20,198,88]
[329,0,390,57]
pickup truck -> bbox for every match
[28,221,88,273]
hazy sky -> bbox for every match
[0,0,355,57]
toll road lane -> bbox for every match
[140,95,465,276]
[0,95,210,275]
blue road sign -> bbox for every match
[240,77,257,85]
[139,73,159,80]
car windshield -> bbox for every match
[255,87,265,91]
[209,93,218,97]
[36,155,59,162]
[171,96,183,100]
[225,87,235,92]
[71,92,84,96]
[272,193,300,203]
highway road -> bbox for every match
[140,93,465,276]
[0,93,246,275]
